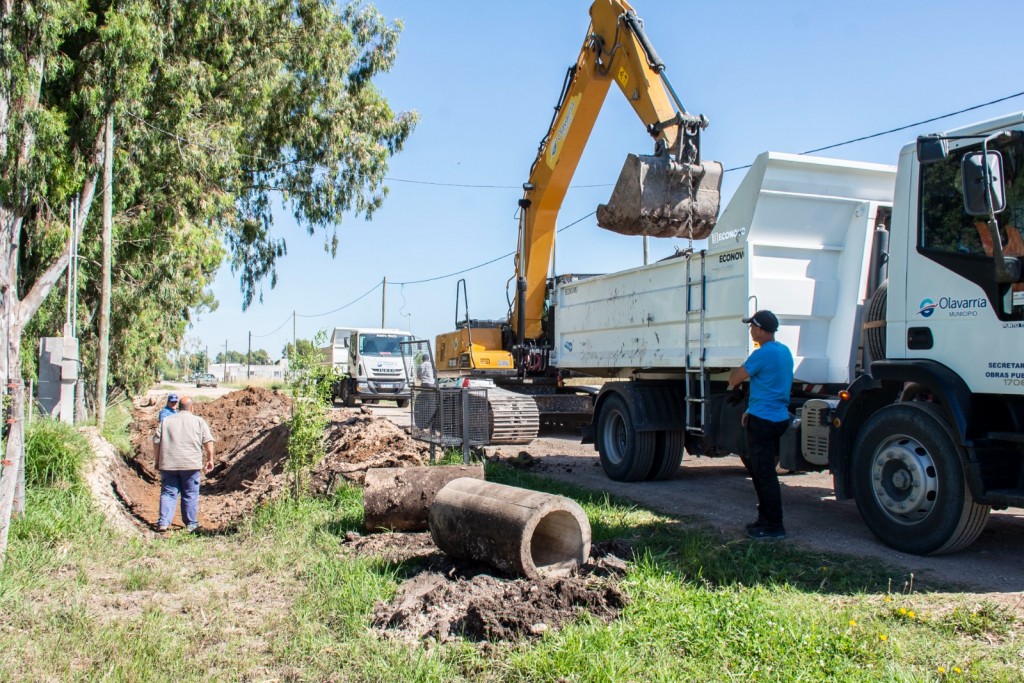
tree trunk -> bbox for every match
[0,320,25,567]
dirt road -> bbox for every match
[371,404,1024,599]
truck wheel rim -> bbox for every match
[603,411,627,467]
[869,434,938,524]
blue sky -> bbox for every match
[187,0,1024,361]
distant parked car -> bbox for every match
[196,373,218,388]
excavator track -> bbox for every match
[487,387,540,444]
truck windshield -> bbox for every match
[359,333,411,356]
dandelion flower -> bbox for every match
[953,667,962,674]
[849,619,857,626]
[898,608,907,615]
[884,596,892,603]
[938,666,946,674]
[908,611,916,618]
[879,634,888,641]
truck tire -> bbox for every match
[597,394,654,481]
[647,430,684,480]
[851,402,990,555]
[341,384,356,408]
[396,399,409,408]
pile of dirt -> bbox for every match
[347,532,630,642]
[111,387,428,531]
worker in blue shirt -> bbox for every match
[727,310,794,540]
[159,393,179,423]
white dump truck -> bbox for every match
[557,112,1024,555]
[330,327,415,408]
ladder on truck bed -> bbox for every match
[684,250,709,435]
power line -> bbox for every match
[296,280,383,318]
[724,90,1024,173]
[251,313,292,338]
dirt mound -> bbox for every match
[348,533,629,642]
[111,388,428,531]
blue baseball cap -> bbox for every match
[167,393,179,403]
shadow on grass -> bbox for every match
[485,462,938,596]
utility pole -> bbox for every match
[381,276,387,327]
[205,346,209,373]
[96,113,113,429]
[223,340,228,381]
[247,331,252,381]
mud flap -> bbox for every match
[596,154,723,239]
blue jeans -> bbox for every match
[158,470,201,528]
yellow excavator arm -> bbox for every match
[512,0,722,342]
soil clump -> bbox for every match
[111,387,428,531]
[350,532,630,642]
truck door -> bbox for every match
[905,132,1024,395]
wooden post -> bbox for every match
[96,113,113,429]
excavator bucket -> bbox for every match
[596,154,723,240]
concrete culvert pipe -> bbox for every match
[428,478,591,580]
[363,465,484,532]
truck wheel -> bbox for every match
[647,430,684,480]
[396,399,409,408]
[851,402,990,555]
[597,394,654,481]
[341,385,356,408]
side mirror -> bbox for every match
[962,150,1006,216]
[917,135,948,164]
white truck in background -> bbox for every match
[328,327,415,408]
[556,112,1024,555]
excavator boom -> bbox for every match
[513,0,722,341]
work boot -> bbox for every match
[745,518,769,531]
[747,526,786,541]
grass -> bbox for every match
[0,422,1019,681]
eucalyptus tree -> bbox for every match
[0,0,417,561]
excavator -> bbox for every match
[434,0,723,444]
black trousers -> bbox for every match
[743,413,790,529]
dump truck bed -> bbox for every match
[551,152,897,385]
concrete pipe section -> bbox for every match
[428,478,592,580]
[363,465,484,532]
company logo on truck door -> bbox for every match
[546,95,580,170]
[916,296,988,318]
[711,227,746,244]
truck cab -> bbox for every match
[829,112,1024,554]
[334,327,415,408]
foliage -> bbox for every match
[9,419,107,552]
[23,418,94,488]
[282,339,321,361]
[3,0,418,399]
[215,349,272,365]
[284,331,337,495]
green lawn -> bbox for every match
[0,419,1018,682]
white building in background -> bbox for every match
[213,359,289,383]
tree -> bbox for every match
[283,339,320,361]
[0,0,417,563]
